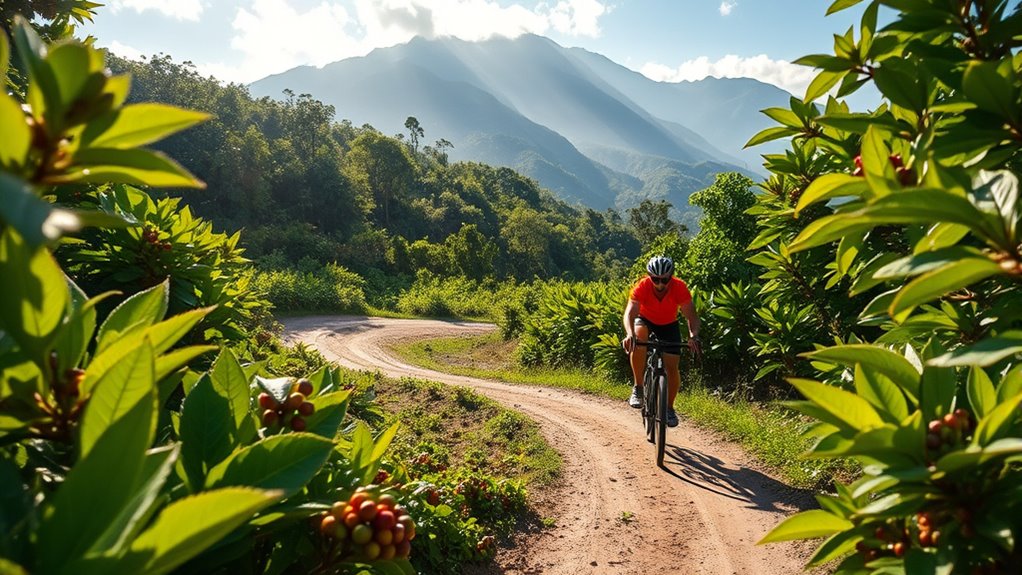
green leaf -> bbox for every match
[962,60,1019,122]
[179,374,236,491]
[83,306,214,396]
[854,364,908,423]
[967,367,998,419]
[79,340,155,459]
[0,174,82,248]
[914,223,971,254]
[744,126,797,148]
[0,27,8,78]
[874,247,988,279]
[761,107,803,128]
[827,0,866,15]
[155,345,217,382]
[46,43,95,112]
[873,60,926,112]
[0,228,69,363]
[82,104,210,149]
[65,148,205,188]
[205,433,334,498]
[807,345,920,401]
[972,392,1022,446]
[53,278,97,373]
[303,389,352,439]
[87,444,178,556]
[758,509,853,543]
[928,331,1022,367]
[889,257,1004,316]
[805,70,844,103]
[795,174,870,216]
[210,348,253,439]
[37,386,155,572]
[997,365,1022,403]
[125,487,281,575]
[95,279,169,355]
[0,92,30,169]
[790,379,885,432]
[367,422,401,481]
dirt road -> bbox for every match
[284,316,817,575]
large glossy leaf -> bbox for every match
[854,364,908,423]
[962,60,1018,121]
[303,389,352,439]
[79,340,155,458]
[972,391,1022,446]
[46,43,94,112]
[87,444,178,556]
[758,509,853,543]
[179,374,235,491]
[53,278,98,374]
[806,345,920,400]
[0,228,69,363]
[154,345,217,382]
[967,367,998,419]
[210,348,252,439]
[790,379,885,432]
[124,487,281,575]
[0,92,29,168]
[874,247,988,279]
[744,126,798,148]
[928,331,1022,367]
[795,173,870,215]
[889,257,1003,316]
[36,388,155,572]
[205,433,334,498]
[95,279,169,355]
[82,103,210,149]
[65,148,205,188]
[82,306,214,397]
[0,174,82,247]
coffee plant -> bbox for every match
[752,1,1022,573]
[0,18,425,574]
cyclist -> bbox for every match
[621,255,702,427]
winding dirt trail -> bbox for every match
[284,316,817,575]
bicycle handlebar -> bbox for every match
[633,340,686,351]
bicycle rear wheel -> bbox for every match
[655,373,668,466]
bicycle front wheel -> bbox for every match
[655,373,668,467]
[643,370,655,443]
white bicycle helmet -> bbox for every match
[646,255,674,277]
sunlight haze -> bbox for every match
[82,0,880,101]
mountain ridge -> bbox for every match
[250,33,791,212]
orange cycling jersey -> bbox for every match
[629,276,692,325]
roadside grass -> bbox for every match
[389,333,857,491]
[373,373,562,487]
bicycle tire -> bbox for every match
[655,373,668,466]
[642,368,655,443]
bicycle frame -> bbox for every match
[635,335,683,467]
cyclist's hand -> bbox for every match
[688,337,702,357]
[622,335,634,353]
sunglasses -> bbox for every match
[649,275,671,285]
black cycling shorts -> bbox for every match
[634,316,682,355]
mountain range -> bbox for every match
[249,34,791,213]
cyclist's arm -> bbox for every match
[622,299,640,351]
[681,301,701,354]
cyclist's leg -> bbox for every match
[664,352,682,406]
[630,320,651,388]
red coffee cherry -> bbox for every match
[296,378,314,396]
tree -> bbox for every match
[343,131,417,228]
[684,172,757,288]
[626,199,685,248]
[404,116,424,153]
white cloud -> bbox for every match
[641,54,815,96]
[108,0,205,21]
[216,0,612,84]
[719,1,735,16]
[102,40,145,61]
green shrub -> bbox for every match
[254,263,368,313]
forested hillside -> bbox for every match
[109,55,649,284]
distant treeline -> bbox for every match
[108,55,682,282]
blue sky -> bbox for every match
[80,1,884,101]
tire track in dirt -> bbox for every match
[284,315,817,575]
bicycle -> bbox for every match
[635,335,684,467]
